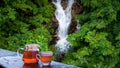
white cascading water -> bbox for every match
[52,0,74,53]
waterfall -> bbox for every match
[52,0,74,53]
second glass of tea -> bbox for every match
[36,51,53,66]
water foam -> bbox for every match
[52,0,74,53]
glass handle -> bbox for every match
[17,48,24,56]
[36,54,40,61]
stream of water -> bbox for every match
[52,0,74,53]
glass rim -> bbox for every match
[25,44,40,46]
[40,51,53,56]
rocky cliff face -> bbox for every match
[50,0,83,45]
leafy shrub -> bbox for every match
[0,0,54,52]
[62,0,120,68]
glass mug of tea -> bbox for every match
[17,44,40,64]
[36,51,53,66]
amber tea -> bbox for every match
[36,51,53,66]
[40,55,52,63]
[17,44,40,64]
[23,51,39,64]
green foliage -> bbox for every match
[0,0,54,52]
[63,0,120,68]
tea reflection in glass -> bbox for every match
[23,63,40,68]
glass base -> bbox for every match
[42,62,51,66]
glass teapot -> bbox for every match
[17,44,40,64]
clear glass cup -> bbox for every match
[17,44,40,64]
[36,51,53,66]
